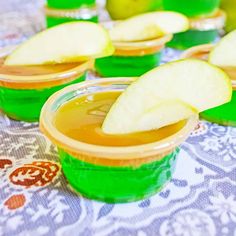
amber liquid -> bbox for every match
[0,61,80,76]
[54,91,186,147]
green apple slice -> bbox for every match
[109,11,189,42]
[209,30,236,67]
[102,59,232,134]
[103,100,197,134]
[5,22,114,66]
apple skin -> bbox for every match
[106,0,162,20]
[221,0,236,32]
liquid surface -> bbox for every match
[54,91,186,147]
[0,59,81,76]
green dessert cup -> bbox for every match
[40,77,198,203]
[95,23,172,77]
[167,10,225,50]
[182,44,236,126]
[163,0,220,18]
[47,0,95,9]
[0,46,93,122]
[45,6,98,28]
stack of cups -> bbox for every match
[163,0,226,49]
[45,0,98,28]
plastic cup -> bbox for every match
[40,77,198,203]
[167,10,225,50]
[95,20,172,77]
[95,32,172,77]
[0,46,93,122]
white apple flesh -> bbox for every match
[209,30,236,67]
[102,59,232,134]
[5,22,114,66]
[110,11,189,42]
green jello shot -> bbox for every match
[59,148,178,203]
[95,34,172,77]
[95,52,162,77]
[182,44,236,126]
[0,75,86,122]
[0,47,92,122]
[167,10,225,50]
[47,0,95,9]
[45,6,98,28]
[40,77,198,203]
[163,0,220,17]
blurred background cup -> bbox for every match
[221,0,236,32]
[45,0,100,28]
[106,0,162,20]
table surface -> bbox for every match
[1,1,236,236]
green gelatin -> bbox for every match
[167,29,218,50]
[200,91,236,126]
[47,0,95,9]
[95,52,162,77]
[46,15,98,28]
[59,148,179,203]
[0,74,85,122]
[163,0,220,17]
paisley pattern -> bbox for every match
[1,1,236,236]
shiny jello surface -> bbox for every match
[54,91,186,146]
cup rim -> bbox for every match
[181,44,236,89]
[40,77,198,160]
[189,9,226,30]
[112,34,172,49]
[45,5,98,18]
[0,45,93,89]
[100,20,172,50]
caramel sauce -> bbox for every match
[0,59,81,76]
[54,91,186,147]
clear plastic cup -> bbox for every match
[40,77,198,203]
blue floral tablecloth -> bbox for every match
[1,1,236,236]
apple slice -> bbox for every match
[209,30,236,67]
[103,100,197,134]
[109,11,189,42]
[102,59,232,134]
[5,22,114,66]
